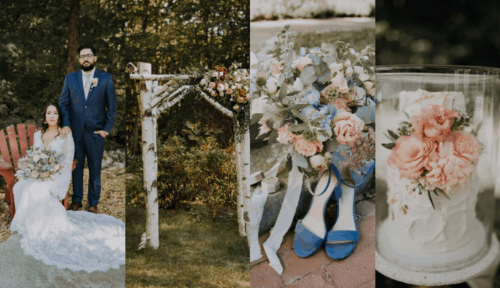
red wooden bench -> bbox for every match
[0,124,77,218]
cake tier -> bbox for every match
[386,162,480,254]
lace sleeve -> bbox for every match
[51,134,75,200]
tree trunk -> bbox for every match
[138,62,159,249]
[66,0,79,74]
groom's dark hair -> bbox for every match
[77,44,96,56]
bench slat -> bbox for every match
[17,124,29,157]
[27,124,37,148]
[0,130,11,164]
[6,125,20,168]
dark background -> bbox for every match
[376,0,500,287]
[376,0,500,67]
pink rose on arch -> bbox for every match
[333,110,365,145]
[209,82,216,89]
[425,141,473,193]
[447,132,480,162]
[277,124,295,144]
[293,135,323,157]
[412,104,460,142]
[387,135,437,180]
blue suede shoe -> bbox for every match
[325,162,374,260]
[293,164,341,258]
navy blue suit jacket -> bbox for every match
[58,69,116,142]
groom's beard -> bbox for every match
[81,63,95,71]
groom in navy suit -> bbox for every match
[59,44,116,213]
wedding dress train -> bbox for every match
[10,131,125,273]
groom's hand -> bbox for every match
[95,130,109,138]
[60,127,72,138]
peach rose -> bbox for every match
[387,135,437,179]
[209,82,216,89]
[330,62,344,73]
[412,104,460,142]
[293,135,323,157]
[333,110,365,145]
[448,132,480,162]
[292,56,313,71]
[425,142,473,193]
[277,124,295,144]
[333,98,349,111]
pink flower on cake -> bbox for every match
[277,124,294,144]
[447,132,480,162]
[294,135,323,157]
[424,141,473,193]
[387,135,437,179]
[412,104,460,142]
[333,110,365,145]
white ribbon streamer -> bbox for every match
[249,186,269,262]
[263,162,304,275]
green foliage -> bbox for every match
[155,122,237,216]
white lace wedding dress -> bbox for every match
[10,131,125,273]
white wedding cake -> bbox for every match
[385,89,484,256]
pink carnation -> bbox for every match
[425,142,473,193]
[447,132,480,162]
[277,124,295,144]
[412,104,460,142]
[387,135,437,179]
[293,135,323,157]
[333,110,365,145]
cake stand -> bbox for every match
[376,226,500,286]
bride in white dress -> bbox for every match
[10,103,125,273]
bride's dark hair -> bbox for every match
[41,103,63,136]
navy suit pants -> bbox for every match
[72,126,105,206]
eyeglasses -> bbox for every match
[79,54,94,59]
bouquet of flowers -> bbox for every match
[251,25,376,175]
[14,147,65,181]
[382,103,482,208]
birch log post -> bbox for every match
[137,62,160,249]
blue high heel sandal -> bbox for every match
[325,163,375,260]
[293,163,341,257]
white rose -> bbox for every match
[251,96,269,115]
[292,56,313,71]
[364,81,374,90]
[217,83,224,91]
[213,72,218,77]
[292,78,304,91]
[310,155,328,170]
[231,85,236,90]
[330,62,343,73]
[200,79,207,85]
[346,67,353,76]
[344,60,351,67]
[266,77,279,94]
[358,73,370,82]
[224,83,229,90]
[219,72,224,77]
[353,66,364,75]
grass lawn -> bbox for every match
[126,204,250,288]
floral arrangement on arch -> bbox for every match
[383,103,482,208]
[15,147,65,181]
[198,62,250,124]
[251,25,376,175]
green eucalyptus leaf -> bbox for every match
[300,65,317,85]
[251,113,263,125]
[324,138,339,152]
[279,82,287,100]
[315,62,331,83]
[292,152,309,168]
[268,130,279,144]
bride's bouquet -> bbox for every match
[15,147,64,181]
[251,25,376,175]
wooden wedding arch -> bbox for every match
[128,62,251,248]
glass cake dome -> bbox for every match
[375,65,500,285]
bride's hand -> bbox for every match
[60,127,72,138]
